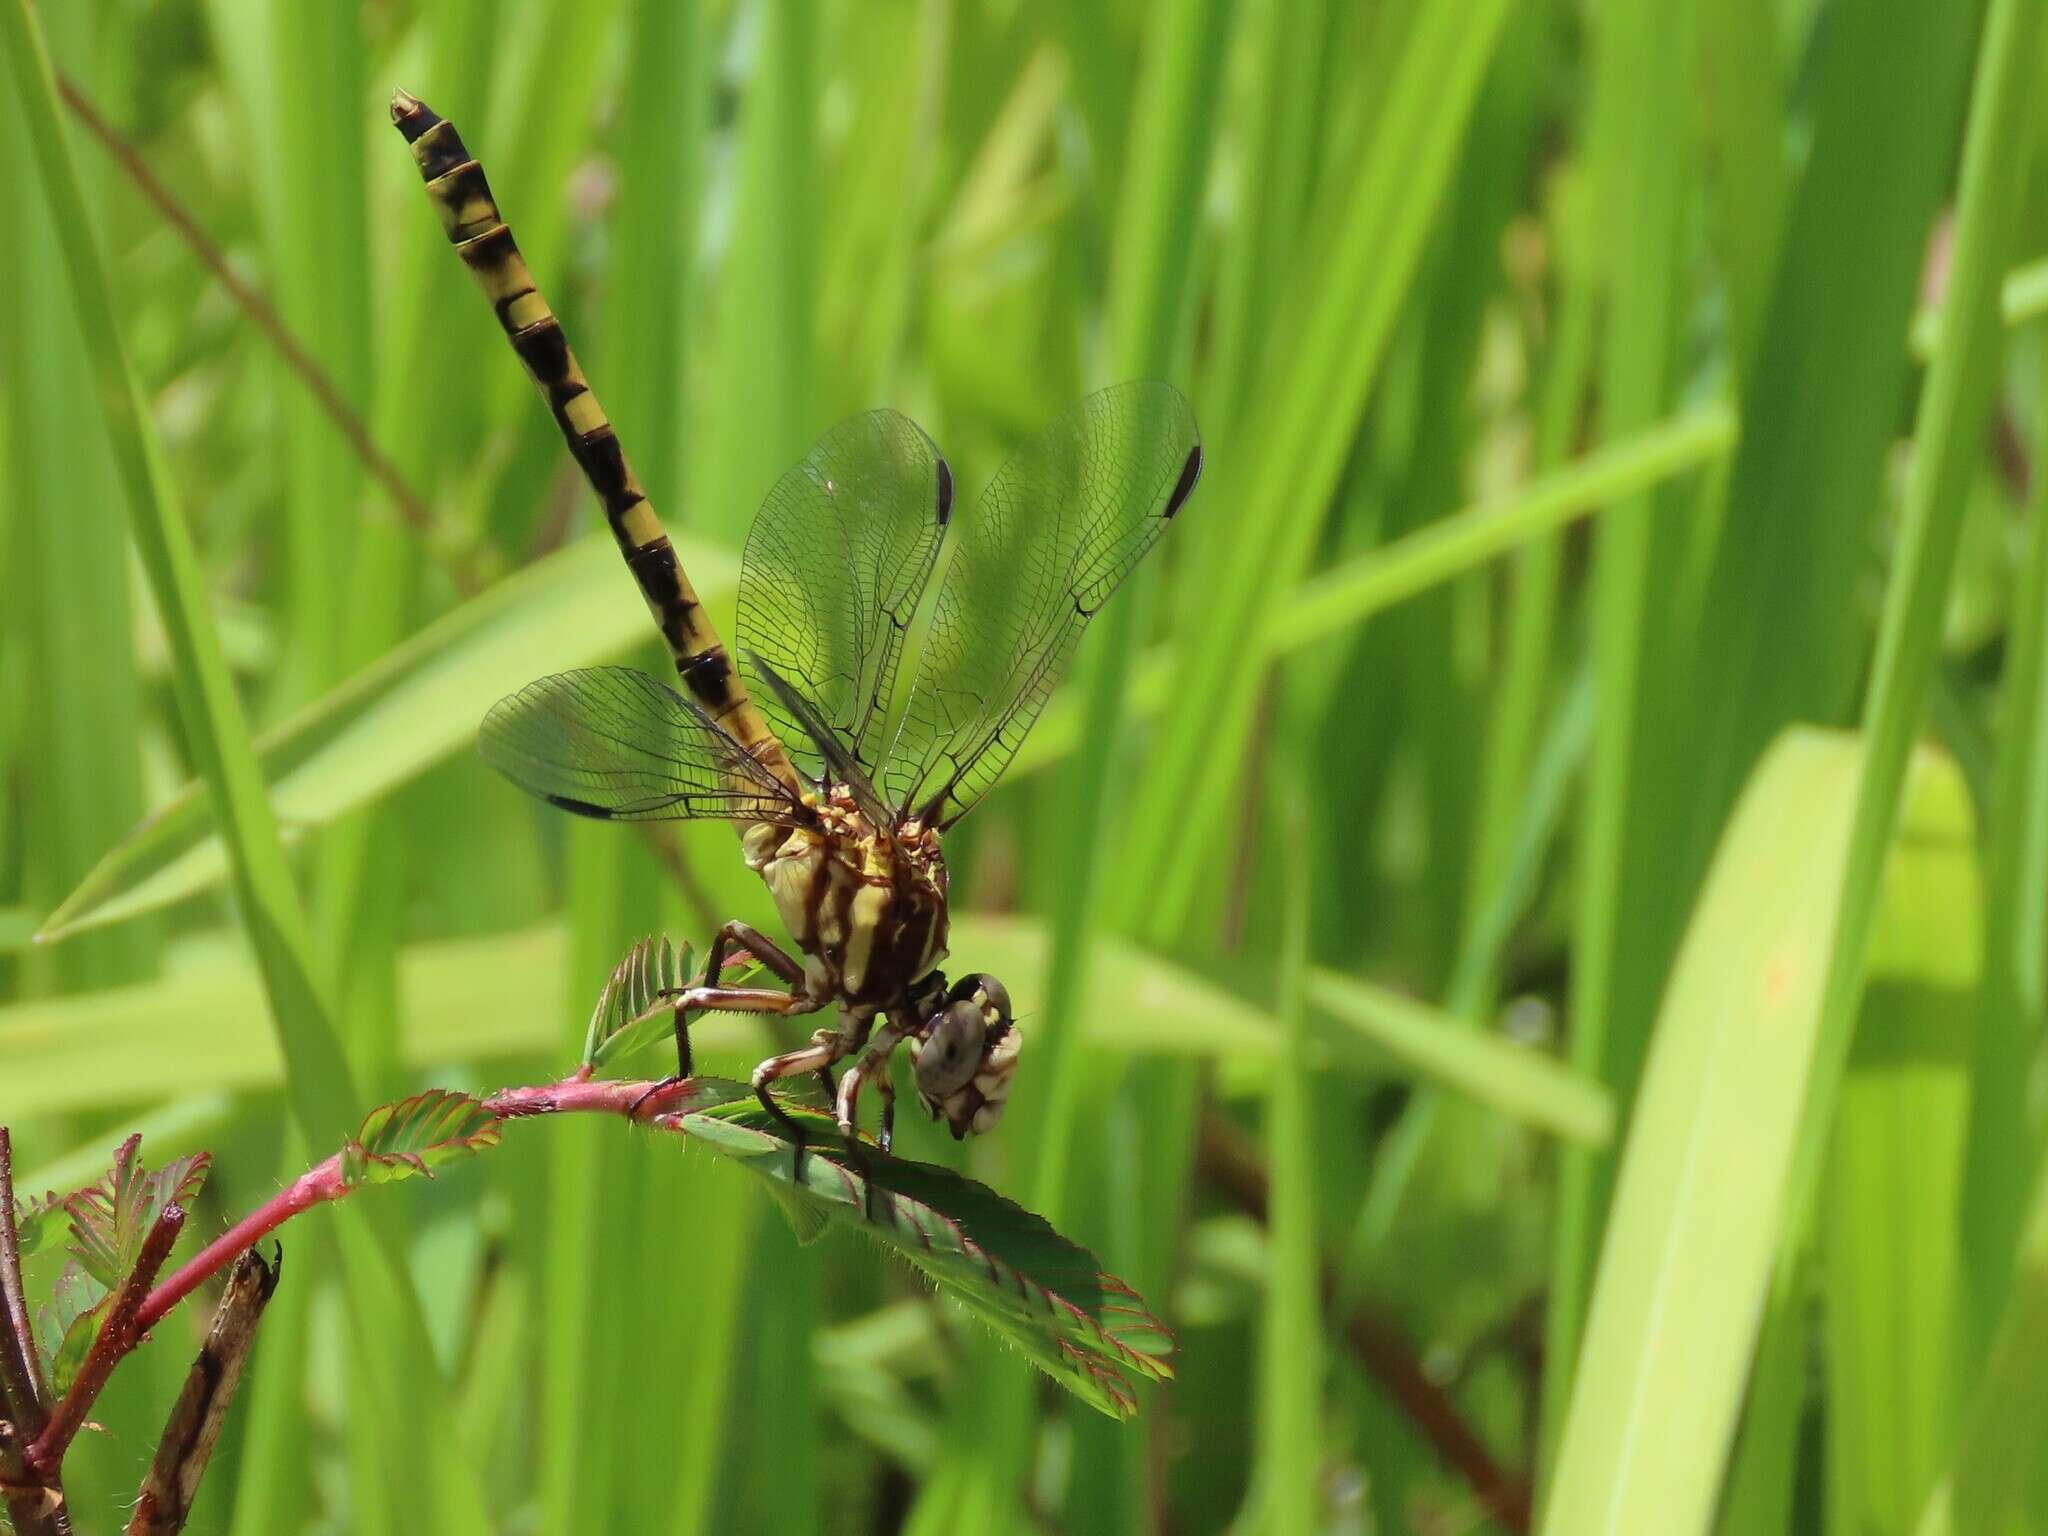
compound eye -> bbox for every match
[951,972,1012,1025]
[915,1000,986,1097]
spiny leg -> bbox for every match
[819,1016,873,1120]
[835,1023,908,1219]
[630,986,820,1119]
[752,1033,852,1184]
[874,1068,898,1155]
[658,920,809,1080]
[708,920,805,986]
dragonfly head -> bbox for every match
[911,973,1021,1139]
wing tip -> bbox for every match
[1163,443,1203,519]
[543,792,619,819]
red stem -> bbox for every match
[482,1071,714,1121]
[134,1158,344,1337]
[134,1072,713,1338]
[31,1205,186,1472]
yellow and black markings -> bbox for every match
[390,90,798,796]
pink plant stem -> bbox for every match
[133,1073,710,1339]
[134,1157,345,1337]
[31,1205,185,1472]
[483,1071,707,1122]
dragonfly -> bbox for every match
[391,91,1202,1178]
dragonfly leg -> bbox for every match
[709,920,805,986]
[658,922,809,1079]
[752,1031,851,1184]
[875,1069,898,1156]
[820,1016,874,1113]
[835,1023,908,1220]
[632,986,820,1120]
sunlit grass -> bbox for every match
[3,2,2046,1533]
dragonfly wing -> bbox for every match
[736,410,951,786]
[883,381,1202,829]
[479,667,805,823]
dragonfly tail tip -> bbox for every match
[389,90,440,140]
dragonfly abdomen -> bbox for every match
[389,91,797,797]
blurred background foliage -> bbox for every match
[4,0,2048,1532]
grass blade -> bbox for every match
[1822,755,1980,1531]
[1116,0,1514,936]
[1544,0,1699,1457]
[0,18,151,993]
[35,535,730,940]
[1955,325,2048,1364]
[1541,731,1961,1536]
[0,8,493,1526]
[1778,0,2041,1298]
[1305,971,1611,1147]
[1917,1156,2048,1534]
[36,404,1727,944]
[1,0,354,1150]
[1250,742,1323,1532]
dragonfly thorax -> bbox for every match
[743,789,949,1013]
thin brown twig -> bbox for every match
[1195,1107,1534,1536]
[0,1128,50,1429]
[127,1247,281,1536]
[29,1204,186,1475]
[54,72,483,596]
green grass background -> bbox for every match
[4,0,2048,1531]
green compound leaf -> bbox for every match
[676,1088,1175,1419]
[583,934,696,1070]
[33,1261,108,1397]
[61,1135,210,1290]
[341,1089,503,1187]
[10,1186,71,1260]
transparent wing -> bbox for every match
[736,410,951,785]
[478,667,805,823]
[884,382,1202,829]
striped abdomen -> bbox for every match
[389,91,798,798]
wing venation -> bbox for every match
[882,382,1201,828]
[478,667,805,824]
[736,410,949,786]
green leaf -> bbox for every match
[1116,0,1515,934]
[1540,731,1965,1536]
[10,1186,69,1259]
[0,907,36,952]
[583,933,696,1070]
[1305,968,1613,1147]
[1918,1150,2048,1535]
[1782,0,2036,1288]
[36,534,715,942]
[340,1090,503,1187]
[33,1261,107,1397]
[1,915,1612,1145]
[61,1134,210,1289]
[675,1089,1174,1420]
[1823,749,1980,1531]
